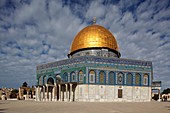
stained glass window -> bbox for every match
[99,71,105,84]
[71,72,75,82]
[91,75,94,81]
[127,73,133,85]
[143,74,148,85]
[109,71,114,84]
[79,70,83,82]
[89,70,95,83]
[135,73,141,85]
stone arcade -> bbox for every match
[36,21,155,102]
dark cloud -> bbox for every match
[0,0,169,90]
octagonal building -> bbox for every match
[36,22,153,102]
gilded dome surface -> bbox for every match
[70,24,119,53]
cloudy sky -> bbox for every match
[0,0,169,90]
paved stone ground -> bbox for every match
[0,100,170,113]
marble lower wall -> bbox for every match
[75,85,151,102]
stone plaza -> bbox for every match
[0,100,169,113]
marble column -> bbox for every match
[59,84,61,101]
[49,92,51,101]
[158,89,161,101]
[43,86,45,101]
[62,86,65,101]
[18,88,22,99]
[52,87,55,101]
[65,84,68,102]
[54,83,57,101]
[35,87,38,101]
[55,85,57,101]
[26,90,29,100]
[40,87,42,101]
[46,85,49,101]
[37,86,41,101]
[61,85,63,101]
[70,84,73,102]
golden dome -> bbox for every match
[70,24,119,54]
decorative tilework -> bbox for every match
[37,56,152,70]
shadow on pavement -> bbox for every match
[0,108,7,113]
[165,106,170,110]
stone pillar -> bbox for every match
[46,85,49,101]
[59,84,61,101]
[65,84,68,102]
[52,87,55,101]
[70,84,73,102]
[55,85,57,101]
[54,83,57,101]
[43,86,45,101]
[49,92,51,101]
[158,89,161,101]
[18,88,22,99]
[36,86,41,101]
[26,90,29,100]
[40,87,42,101]
[37,87,39,101]
[35,87,37,101]
[64,91,66,101]
[1,95,6,100]
[40,88,43,101]
[61,85,63,101]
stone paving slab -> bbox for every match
[0,100,170,113]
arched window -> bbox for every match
[70,72,76,82]
[78,70,83,83]
[109,71,115,84]
[99,71,106,84]
[143,74,149,85]
[135,73,141,85]
[117,72,124,85]
[126,73,133,85]
[89,70,95,83]
[63,72,68,82]
[47,77,54,85]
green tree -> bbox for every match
[152,94,159,101]
[22,82,28,87]
[10,89,19,98]
[162,88,170,94]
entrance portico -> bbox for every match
[36,82,77,102]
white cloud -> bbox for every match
[85,1,106,19]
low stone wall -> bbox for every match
[75,84,151,102]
